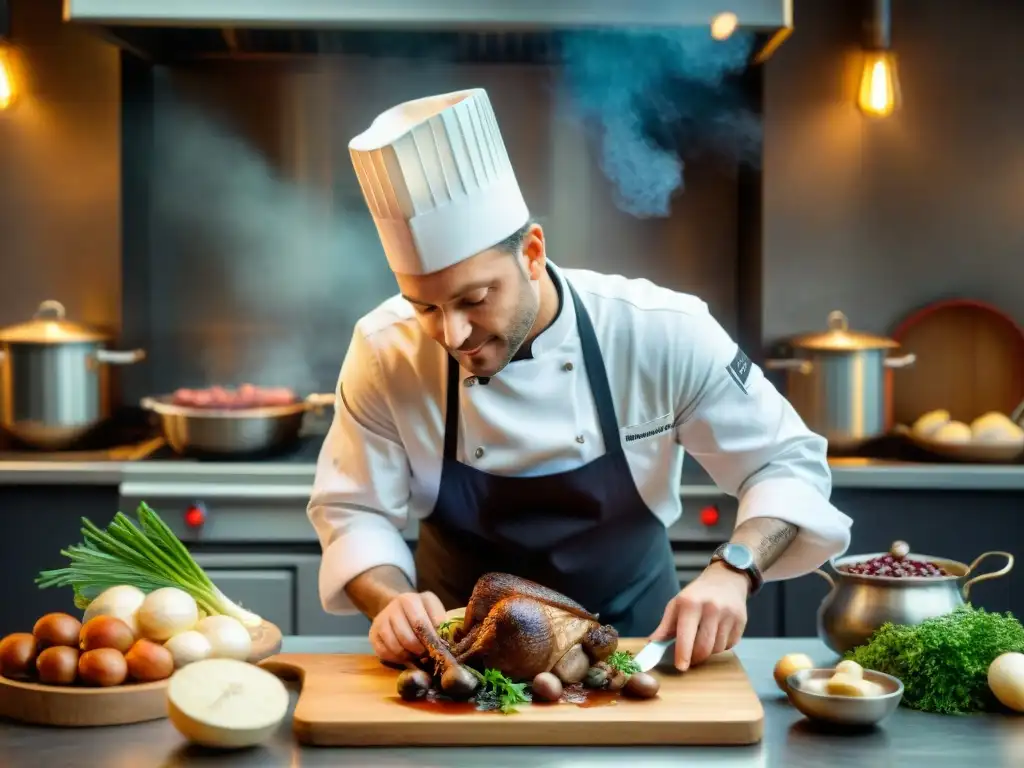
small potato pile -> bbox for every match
[0,585,253,688]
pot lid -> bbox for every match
[0,300,110,344]
[789,310,900,351]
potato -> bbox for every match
[773,653,814,692]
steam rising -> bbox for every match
[146,27,760,390]
[151,98,394,393]
[556,28,760,217]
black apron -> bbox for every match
[414,278,680,637]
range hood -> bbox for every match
[62,0,792,64]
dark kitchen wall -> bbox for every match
[121,54,745,400]
[0,0,121,333]
[761,0,1024,345]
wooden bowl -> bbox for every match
[0,620,282,727]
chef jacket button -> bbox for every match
[576,435,585,444]
[474,447,485,459]
[464,376,476,387]
[563,361,574,371]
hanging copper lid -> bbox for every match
[0,300,111,344]
[788,311,900,351]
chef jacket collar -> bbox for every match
[458,260,575,384]
[525,260,574,359]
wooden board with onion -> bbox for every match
[259,637,765,747]
[0,502,285,727]
[0,621,281,727]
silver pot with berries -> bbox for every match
[814,541,1014,654]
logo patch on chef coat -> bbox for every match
[726,347,752,394]
[622,412,675,444]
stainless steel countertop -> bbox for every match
[0,637,1019,767]
[3,457,1024,491]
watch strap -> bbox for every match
[710,543,763,595]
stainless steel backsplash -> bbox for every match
[122,56,742,400]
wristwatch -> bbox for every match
[709,543,763,596]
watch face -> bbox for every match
[721,543,755,570]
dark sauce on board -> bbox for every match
[394,683,619,713]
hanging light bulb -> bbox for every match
[858,49,900,117]
[857,0,901,118]
[710,12,738,41]
[0,0,14,113]
[0,46,15,111]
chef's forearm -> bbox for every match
[344,565,414,619]
[730,517,799,572]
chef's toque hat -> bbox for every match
[349,88,529,276]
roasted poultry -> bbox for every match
[407,572,621,699]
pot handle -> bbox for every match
[95,349,147,365]
[304,393,336,411]
[884,353,917,368]
[813,568,836,592]
[34,299,67,319]
[764,359,814,374]
[962,551,1014,599]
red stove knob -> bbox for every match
[699,505,720,526]
[184,504,206,528]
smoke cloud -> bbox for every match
[555,28,761,217]
[145,27,761,391]
[150,96,394,393]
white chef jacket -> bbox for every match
[308,262,853,614]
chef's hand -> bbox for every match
[650,562,750,671]
[369,590,448,664]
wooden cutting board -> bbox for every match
[258,638,764,746]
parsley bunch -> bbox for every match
[470,668,531,713]
[606,650,641,675]
[845,605,1024,714]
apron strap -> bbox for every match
[440,276,623,461]
[443,350,461,461]
[565,280,622,455]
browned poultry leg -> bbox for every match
[450,623,484,657]
[409,620,479,700]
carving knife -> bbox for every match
[631,638,675,673]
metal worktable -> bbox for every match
[1,637,1020,767]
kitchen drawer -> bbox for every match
[192,553,298,636]
[202,568,296,636]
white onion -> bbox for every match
[165,631,213,669]
[83,585,147,638]
[195,615,252,661]
[138,587,199,642]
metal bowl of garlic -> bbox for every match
[786,661,904,727]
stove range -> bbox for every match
[0,409,163,463]
[139,433,327,464]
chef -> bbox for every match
[308,88,852,672]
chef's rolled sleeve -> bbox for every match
[673,306,852,581]
[307,327,416,614]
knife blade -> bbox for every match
[631,638,675,672]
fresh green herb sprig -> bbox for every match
[35,502,262,627]
[438,616,464,644]
[606,650,641,676]
[470,667,531,713]
[845,605,1024,714]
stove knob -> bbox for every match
[184,503,207,529]
[699,505,720,527]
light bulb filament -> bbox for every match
[0,49,15,110]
